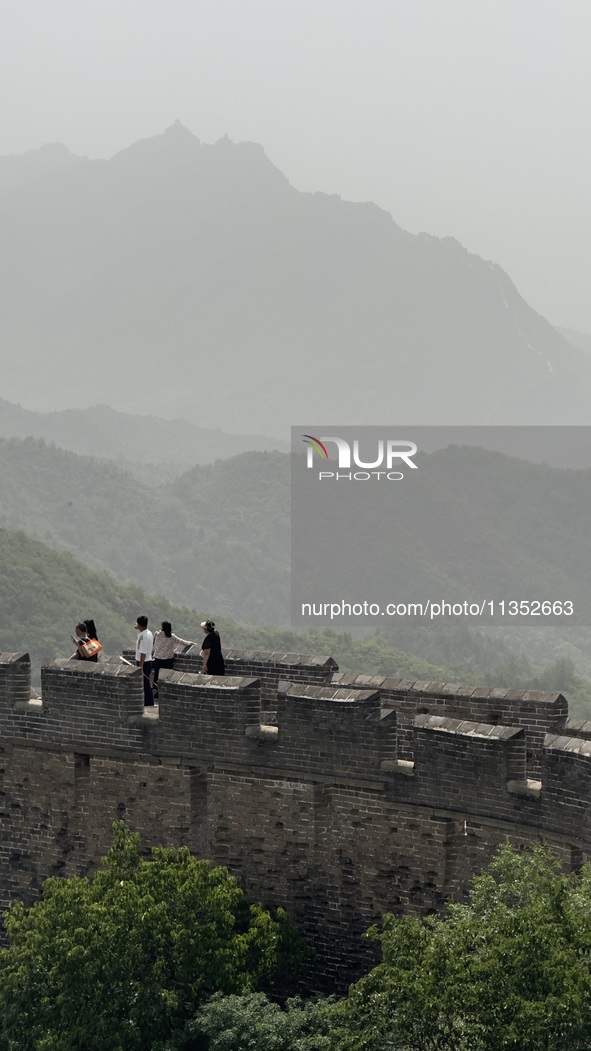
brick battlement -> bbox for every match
[0,649,585,989]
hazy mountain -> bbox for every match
[0,436,289,624]
[2,485,591,711]
[557,327,591,354]
[3,435,591,630]
[0,141,92,194]
[294,443,591,626]
[0,399,286,472]
[0,526,460,688]
[2,124,590,433]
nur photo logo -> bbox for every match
[302,433,418,480]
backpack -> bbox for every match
[80,638,103,659]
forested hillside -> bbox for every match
[3,436,591,628]
[3,526,591,715]
[0,438,289,623]
[295,443,591,624]
[0,527,458,686]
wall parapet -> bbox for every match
[0,653,583,836]
[332,671,567,777]
[412,714,527,812]
[0,653,582,805]
[2,648,591,992]
[123,647,339,719]
[0,652,31,709]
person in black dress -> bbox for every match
[200,620,225,675]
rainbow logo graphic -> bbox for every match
[302,434,328,458]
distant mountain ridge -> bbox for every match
[1,123,590,432]
[2,434,591,629]
[0,141,93,195]
[0,436,289,623]
[0,399,286,470]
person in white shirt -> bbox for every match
[152,621,195,698]
[135,615,155,706]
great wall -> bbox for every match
[1,646,591,988]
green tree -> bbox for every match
[329,913,469,1051]
[0,824,291,1051]
[330,845,591,1051]
[175,992,332,1051]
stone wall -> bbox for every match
[0,648,589,990]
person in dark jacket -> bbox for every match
[200,619,225,676]
[84,619,98,642]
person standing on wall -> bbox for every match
[152,621,195,698]
[135,615,155,706]
[84,619,99,645]
[72,621,102,662]
[200,619,225,676]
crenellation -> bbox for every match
[332,671,567,777]
[151,671,262,766]
[410,715,532,824]
[0,649,589,989]
[563,718,591,740]
[0,652,31,712]
[31,658,146,754]
[223,651,337,715]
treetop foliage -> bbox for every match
[331,844,591,1051]
[0,823,293,1051]
[3,837,591,1050]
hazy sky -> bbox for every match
[3,0,590,330]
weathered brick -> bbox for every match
[0,651,589,991]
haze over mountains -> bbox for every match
[3,123,591,713]
[557,328,591,355]
[0,436,289,623]
[0,399,285,472]
[2,434,591,630]
[2,123,590,434]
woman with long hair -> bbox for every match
[152,621,194,696]
[72,620,101,662]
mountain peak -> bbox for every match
[111,123,201,164]
[0,140,84,195]
[108,125,289,193]
[37,142,72,156]
[162,120,200,143]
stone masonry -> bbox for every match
[0,647,589,989]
